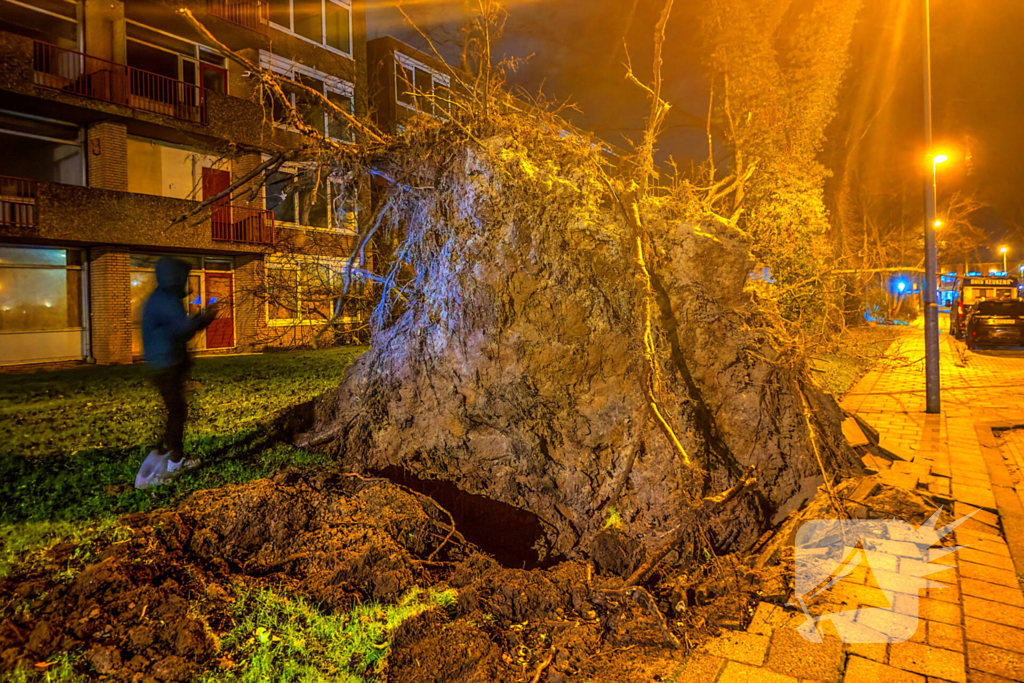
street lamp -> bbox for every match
[922,0,942,414]
[934,220,942,228]
[1001,246,1008,273]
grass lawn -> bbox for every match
[0,347,365,575]
[810,324,904,398]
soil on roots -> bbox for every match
[292,130,863,572]
[0,470,742,682]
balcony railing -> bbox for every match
[207,0,269,33]
[32,41,208,124]
[0,176,38,228]
[211,204,275,246]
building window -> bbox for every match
[126,21,227,92]
[266,257,359,325]
[395,54,451,117]
[0,0,79,50]
[0,246,83,333]
[258,52,354,141]
[0,115,84,185]
[268,0,352,56]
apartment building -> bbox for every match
[0,0,367,366]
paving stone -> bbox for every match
[845,641,887,663]
[965,670,1019,683]
[958,562,1022,589]
[959,578,1024,607]
[843,655,926,683]
[925,582,961,604]
[700,631,770,666]
[672,652,725,683]
[962,596,1024,630]
[889,641,967,682]
[927,622,964,653]
[717,661,797,683]
[958,547,1016,572]
[763,629,842,683]
[964,617,1024,655]
[894,594,962,625]
[965,642,1024,681]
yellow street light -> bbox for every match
[934,220,942,228]
[1001,246,1009,272]
[933,153,949,164]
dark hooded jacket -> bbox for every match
[142,257,209,368]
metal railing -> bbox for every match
[0,176,38,228]
[207,0,268,33]
[32,41,208,124]
[211,204,275,245]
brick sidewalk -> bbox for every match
[670,319,1024,683]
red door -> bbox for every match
[203,167,231,240]
[204,272,234,349]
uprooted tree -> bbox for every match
[181,0,864,575]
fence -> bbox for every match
[211,204,275,246]
[32,42,208,123]
[0,176,38,228]
[207,0,269,33]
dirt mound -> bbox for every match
[0,471,466,679]
[294,127,861,568]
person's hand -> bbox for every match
[198,306,218,327]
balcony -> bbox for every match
[206,0,269,33]
[0,176,38,228]
[32,41,209,124]
[211,204,275,246]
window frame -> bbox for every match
[262,160,357,235]
[0,245,85,334]
[1,0,82,50]
[0,114,86,186]
[258,51,355,143]
[267,0,353,57]
[265,255,361,326]
[394,52,451,119]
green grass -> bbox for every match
[810,325,902,398]
[0,347,364,576]
[2,653,87,683]
[199,586,458,683]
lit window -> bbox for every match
[268,0,352,55]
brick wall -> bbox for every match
[87,122,128,191]
[89,247,132,364]
[233,254,262,353]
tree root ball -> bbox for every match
[294,127,860,569]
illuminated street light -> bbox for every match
[934,220,942,228]
[922,0,942,413]
[1001,246,1009,272]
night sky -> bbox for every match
[367,0,1024,267]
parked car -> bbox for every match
[965,299,1024,349]
[950,275,1020,339]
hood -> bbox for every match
[155,257,191,298]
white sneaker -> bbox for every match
[134,450,173,490]
[166,454,201,473]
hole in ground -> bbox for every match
[373,466,563,570]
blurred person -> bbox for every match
[134,256,217,490]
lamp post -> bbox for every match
[1001,246,1008,273]
[922,0,941,414]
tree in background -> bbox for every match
[697,0,862,331]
